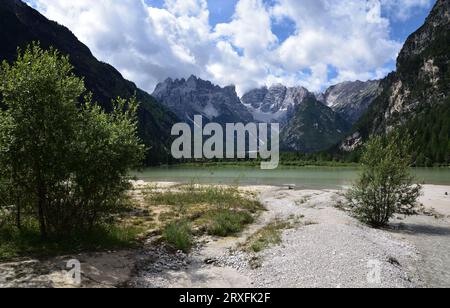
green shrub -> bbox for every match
[346,132,422,227]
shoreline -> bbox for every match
[131,167,450,190]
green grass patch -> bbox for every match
[242,215,316,253]
[146,185,262,213]
[163,220,193,253]
[144,185,264,249]
[244,220,295,253]
[206,210,254,237]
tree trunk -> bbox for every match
[16,201,21,230]
[37,186,47,240]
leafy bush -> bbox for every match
[0,43,144,238]
[163,220,193,252]
[346,132,422,227]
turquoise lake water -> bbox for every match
[132,166,450,190]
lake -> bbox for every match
[132,166,450,190]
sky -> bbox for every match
[25,0,435,96]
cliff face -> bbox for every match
[319,80,382,125]
[153,75,254,125]
[344,0,450,159]
[0,0,179,164]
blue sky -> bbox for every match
[144,0,433,43]
[27,0,436,94]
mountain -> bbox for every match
[0,0,179,164]
[241,84,310,124]
[319,80,382,125]
[241,84,352,152]
[344,0,450,165]
[153,75,254,124]
[281,96,352,152]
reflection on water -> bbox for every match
[132,166,450,190]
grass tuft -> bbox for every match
[206,210,254,237]
[247,221,291,253]
[163,220,193,253]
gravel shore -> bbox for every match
[1,184,449,288]
[129,187,425,288]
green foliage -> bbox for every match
[346,132,422,227]
[163,220,193,253]
[349,15,450,167]
[206,210,254,237]
[402,100,450,166]
[0,43,145,238]
[0,219,143,260]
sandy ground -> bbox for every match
[1,183,449,288]
[388,185,450,288]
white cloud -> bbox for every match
[271,0,403,90]
[214,0,277,57]
[26,0,432,96]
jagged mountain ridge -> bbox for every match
[0,0,179,164]
[240,83,354,152]
[153,75,356,153]
[153,75,254,125]
[241,84,311,125]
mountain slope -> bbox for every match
[319,80,381,125]
[281,96,352,153]
[153,75,254,124]
[0,0,178,164]
[346,0,450,164]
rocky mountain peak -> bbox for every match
[242,84,313,123]
[153,76,253,124]
[398,0,449,64]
